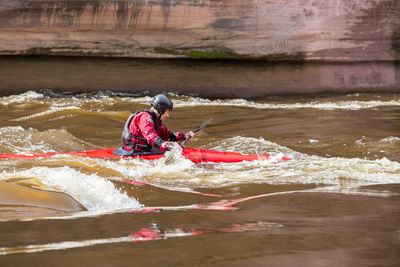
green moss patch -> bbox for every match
[153,47,239,59]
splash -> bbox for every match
[0,166,142,211]
[108,136,399,189]
[1,135,399,189]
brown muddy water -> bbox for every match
[0,91,399,266]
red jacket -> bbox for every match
[122,110,185,152]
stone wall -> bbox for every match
[0,0,399,61]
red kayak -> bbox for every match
[0,147,291,163]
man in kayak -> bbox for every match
[114,94,194,156]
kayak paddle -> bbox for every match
[181,118,212,147]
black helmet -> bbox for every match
[151,94,173,115]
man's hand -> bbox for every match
[185,131,195,140]
[160,141,173,152]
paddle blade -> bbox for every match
[181,118,212,147]
[194,118,212,133]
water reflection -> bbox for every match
[321,62,396,88]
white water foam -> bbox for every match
[1,91,399,111]
[103,145,197,185]
[110,93,400,110]
[194,136,400,187]
[76,136,400,189]
[0,91,45,105]
[1,133,398,190]
[11,106,81,122]
[0,166,142,211]
[208,136,293,155]
[0,126,88,153]
[379,136,400,144]
[0,126,57,153]
[0,136,398,222]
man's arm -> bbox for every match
[138,114,165,149]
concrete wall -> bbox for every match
[0,0,399,61]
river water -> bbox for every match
[0,91,399,266]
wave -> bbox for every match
[0,166,142,212]
[171,95,400,110]
[1,134,399,189]
[198,137,400,187]
[1,91,399,111]
[379,136,400,144]
[0,135,398,222]
[0,126,91,153]
[11,106,81,122]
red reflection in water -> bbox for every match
[131,228,165,242]
[133,208,160,214]
[120,179,150,187]
[129,222,278,242]
[131,189,309,214]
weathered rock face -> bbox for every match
[0,0,399,61]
